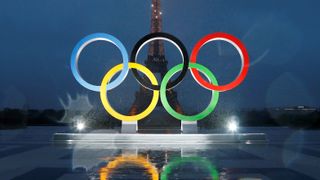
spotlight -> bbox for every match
[76,121,85,132]
[226,116,239,133]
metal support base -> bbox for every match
[123,120,196,134]
[181,121,198,133]
[121,121,137,134]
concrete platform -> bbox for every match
[52,133,267,147]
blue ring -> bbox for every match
[70,33,129,92]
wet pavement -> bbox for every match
[0,126,319,179]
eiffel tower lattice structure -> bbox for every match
[128,0,183,133]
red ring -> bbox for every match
[190,32,250,92]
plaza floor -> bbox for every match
[0,126,319,179]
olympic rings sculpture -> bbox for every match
[71,32,249,122]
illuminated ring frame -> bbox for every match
[131,32,189,91]
[100,155,159,180]
[190,32,250,92]
[160,157,219,180]
[100,62,159,121]
[71,33,129,92]
[160,63,219,121]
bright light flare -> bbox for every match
[226,116,239,133]
[76,121,85,131]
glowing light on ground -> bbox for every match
[76,121,85,131]
[226,116,239,133]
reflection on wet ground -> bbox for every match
[0,127,319,179]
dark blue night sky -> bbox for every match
[0,0,319,111]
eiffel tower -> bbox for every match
[128,0,183,133]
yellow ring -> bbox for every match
[99,155,159,180]
[100,62,159,121]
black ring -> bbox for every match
[130,32,189,90]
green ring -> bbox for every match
[160,156,219,180]
[160,63,219,121]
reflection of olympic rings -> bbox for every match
[131,32,189,91]
[99,155,158,180]
[160,157,219,180]
[71,32,249,122]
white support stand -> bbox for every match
[121,121,137,134]
[181,121,198,134]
